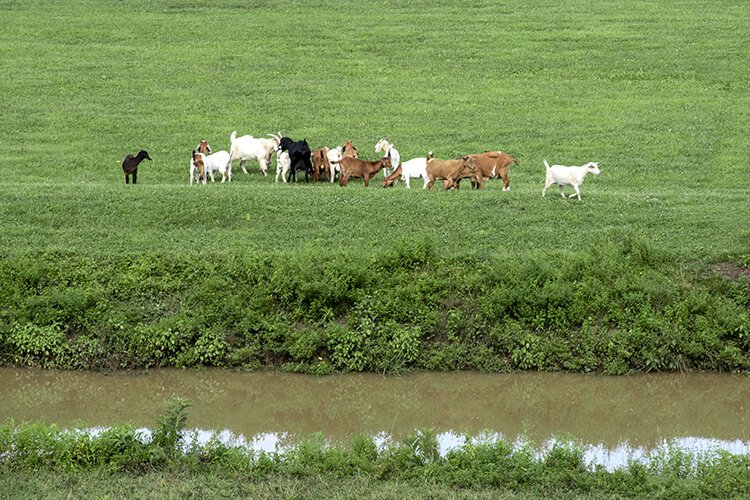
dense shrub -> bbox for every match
[1,239,748,373]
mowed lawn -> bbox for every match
[1,0,748,262]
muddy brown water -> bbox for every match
[1,368,749,448]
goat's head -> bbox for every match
[137,150,152,161]
[380,157,393,170]
[374,138,390,153]
[586,162,601,175]
[197,140,211,155]
[461,156,477,172]
[342,141,358,158]
[279,137,294,152]
[267,132,282,147]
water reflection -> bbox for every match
[2,368,750,448]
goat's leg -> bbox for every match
[208,169,216,183]
[559,185,565,198]
[132,170,137,184]
[502,174,510,191]
[542,179,552,197]
[125,174,129,184]
[241,160,248,175]
[569,185,581,200]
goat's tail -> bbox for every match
[543,159,550,170]
[512,156,520,166]
[230,131,237,143]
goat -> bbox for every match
[311,147,330,182]
[375,138,400,177]
[333,156,392,187]
[122,149,152,184]
[228,131,281,176]
[190,140,212,185]
[461,151,520,191]
[382,155,431,189]
[274,148,291,183]
[327,146,343,183]
[196,150,232,183]
[279,137,313,183]
[426,156,478,190]
[342,140,358,159]
[542,160,601,200]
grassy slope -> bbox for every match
[0,0,748,372]
[0,0,748,259]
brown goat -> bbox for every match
[311,147,330,182]
[334,156,392,187]
[426,156,477,190]
[341,140,358,159]
[456,151,520,190]
[122,149,152,184]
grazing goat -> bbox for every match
[458,151,520,190]
[196,150,232,183]
[190,140,212,185]
[426,156,478,190]
[122,149,152,184]
[311,147,330,182]
[542,160,601,200]
[228,131,281,176]
[279,137,313,183]
[375,138,400,177]
[275,149,291,183]
[333,156,392,187]
[382,155,431,189]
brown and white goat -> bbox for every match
[190,140,211,185]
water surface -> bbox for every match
[1,368,749,448]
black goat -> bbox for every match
[279,137,313,183]
[122,150,152,184]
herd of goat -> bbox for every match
[122,131,601,198]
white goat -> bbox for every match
[399,156,431,189]
[274,149,291,183]
[327,146,343,183]
[228,131,281,176]
[375,138,400,177]
[196,150,232,183]
[542,160,601,200]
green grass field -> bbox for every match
[1,0,748,373]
